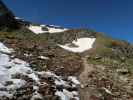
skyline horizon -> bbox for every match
[3,0,133,43]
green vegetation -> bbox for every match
[88,33,133,74]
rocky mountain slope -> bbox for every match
[0,0,133,100]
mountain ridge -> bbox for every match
[0,0,133,100]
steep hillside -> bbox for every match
[0,0,133,100]
[79,33,133,100]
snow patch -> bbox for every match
[31,91,43,100]
[68,76,80,85]
[28,25,67,34]
[55,91,69,100]
[15,17,21,20]
[55,89,79,100]
[38,71,80,100]
[47,27,67,33]
[0,42,80,100]
[28,25,47,34]
[58,38,96,53]
[0,42,13,53]
[38,56,49,60]
[0,42,40,98]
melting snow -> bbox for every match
[55,91,69,100]
[0,42,40,98]
[15,17,22,20]
[0,42,13,54]
[68,76,80,85]
[28,25,67,34]
[0,54,38,97]
[38,71,80,100]
[58,38,96,53]
[0,42,80,100]
[47,27,67,33]
[28,25,47,34]
[38,56,49,60]
[55,89,79,100]
[31,91,43,100]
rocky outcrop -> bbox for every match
[0,0,20,29]
[0,0,133,100]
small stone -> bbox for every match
[80,84,85,89]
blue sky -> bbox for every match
[4,0,133,43]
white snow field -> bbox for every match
[0,43,40,98]
[38,71,80,100]
[0,42,13,53]
[28,25,67,34]
[58,38,96,53]
[28,25,47,34]
[0,42,80,100]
